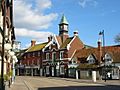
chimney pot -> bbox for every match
[74,31,78,36]
[31,39,36,46]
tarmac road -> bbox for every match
[9,76,120,90]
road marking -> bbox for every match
[23,80,34,90]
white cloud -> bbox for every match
[14,0,58,30]
[78,0,98,8]
[35,0,52,11]
[15,28,53,40]
[14,0,58,48]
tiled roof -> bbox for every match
[56,36,62,46]
[16,49,27,60]
[60,37,73,49]
[84,45,94,49]
[104,45,120,62]
[26,42,48,53]
[74,45,120,63]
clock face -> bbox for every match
[60,25,68,30]
[64,25,68,30]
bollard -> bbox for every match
[92,71,96,82]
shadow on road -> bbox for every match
[37,85,120,90]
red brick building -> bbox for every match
[42,15,85,77]
[19,15,120,80]
[20,15,85,77]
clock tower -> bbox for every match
[59,15,69,36]
[59,15,69,43]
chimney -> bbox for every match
[48,35,52,42]
[98,39,102,64]
[31,39,36,46]
[73,31,78,36]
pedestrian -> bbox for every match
[107,72,111,79]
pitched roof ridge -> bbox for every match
[25,42,49,53]
[35,42,48,46]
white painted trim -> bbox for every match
[70,49,77,59]
[53,34,60,49]
[67,36,76,50]
[43,58,71,62]
[51,48,57,51]
[87,54,95,64]
[60,58,71,61]
[60,51,64,60]
[42,41,52,52]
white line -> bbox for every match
[23,80,34,90]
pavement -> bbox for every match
[6,76,32,90]
[7,76,120,90]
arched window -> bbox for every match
[87,54,95,64]
[52,52,56,62]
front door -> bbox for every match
[52,67,54,76]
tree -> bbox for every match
[114,33,120,44]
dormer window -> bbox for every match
[87,54,95,64]
[104,53,113,65]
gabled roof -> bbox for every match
[56,36,62,46]
[16,49,27,60]
[74,45,120,63]
[84,45,94,49]
[26,42,48,53]
[60,37,73,49]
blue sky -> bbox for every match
[14,0,120,49]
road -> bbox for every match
[9,76,120,90]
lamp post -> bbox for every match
[99,30,106,82]
[102,30,107,82]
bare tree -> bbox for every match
[114,33,120,44]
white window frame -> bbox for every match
[52,52,56,62]
[60,51,64,60]
[104,53,113,65]
[60,65,64,74]
[87,55,95,64]
[46,53,50,60]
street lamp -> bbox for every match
[99,30,106,82]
